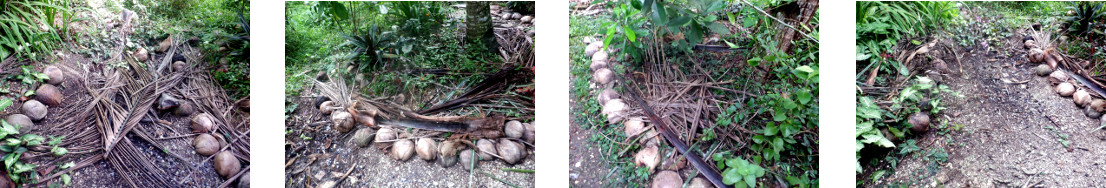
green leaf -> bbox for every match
[744,174,756,188]
[773,110,786,121]
[0,99,10,111]
[51,147,66,156]
[747,57,762,67]
[669,16,693,27]
[61,174,70,185]
[771,137,784,151]
[722,168,740,185]
[763,123,778,136]
[59,161,74,169]
[623,26,636,43]
[743,16,758,28]
[856,122,874,137]
[796,91,812,104]
[707,22,730,35]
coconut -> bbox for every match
[594,68,614,85]
[635,145,660,171]
[1035,64,1053,76]
[175,101,195,116]
[438,140,462,167]
[134,47,149,62]
[476,139,497,161]
[598,88,620,105]
[660,155,687,171]
[523,122,535,144]
[459,149,476,171]
[1045,50,1060,69]
[317,101,341,115]
[191,113,216,133]
[1029,48,1045,63]
[585,42,603,57]
[1051,71,1070,84]
[391,139,415,161]
[602,99,628,123]
[521,16,533,23]
[651,170,682,188]
[512,12,522,19]
[173,61,187,72]
[1057,82,1076,96]
[624,117,646,137]
[351,128,375,148]
[43,66,64,85]
[500,12,512,20]
[504,120,524,139]
[908,112,930,134]
[158,94,180,110]
[21,100,46,121]
[158,36,172,53]
[496,138,524,164]
[1075,89,1092,106]
[416,138,438,161]
[237,171,250,188]
[590,57,608,71]
[374,128,397,149]
[3,115,32,133]
[193,133,220,156]
[639,129,660,145]
[35,84,63,107]
[1024,40,1037,49]
[593,50,609,64]
[687,177,711,188]
[1086,105,1103,118]
[213,133,229,149]
[1091,99,1106,113]
[331,111,353,133]
[214,151,241,179]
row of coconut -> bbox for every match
[318,102,536,171]
[1025,38,1106,120]
[492,4,534,24]
[583,38,713,188]
[3,66,65,133]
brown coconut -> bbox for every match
[1074,89,1092,106]
[438,140,462,167]
[1024,40,1037,49]
[35,84,63,107]
[213,133,229,149]
[1035,64,1053,76]
[1051,71,1070,85]
[521,16,533,23]
[317,101,341,115]
[511,12,522,19]
[173,61,187,72]
[1086,105,1102,118]
[331,111,353,133]
[1045,50,1061,69]
[598,88,620,105]
[158,36,172,53]
[1057,82,1076,96]
[21,100,46,121]
[476,139,497,161]
[237,171,250,188]
[1091,99,1106,113]
[602,99,628,123]
[660,155,687,171]
[585,42,603,57]
[651,170,682,188]
[374,128,397,149]
[175,101,195,116]
[592,50,609,64]
[351,128,375,148]
[43,66,64,85]
[594,68,614,85]
[416,138,438,161]
[504,120,524,139]
[214,150,241,179]
[496,138,524,164]
[687,177,712,188]
[908,112,930,134]
[391,139,415,161]
[523,122,535,144]
[3,114,32,133]
[635,145,660,171]
[135,47,149,62]
[193,133,220,156]
[459,149,476,171]
[624,117,646,137]
[1029,48,1045,63]
[590,57,608,71]
[191,113,216,133]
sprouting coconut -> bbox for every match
[3,114,32,132]
[1057,82,1076,97]
[624,117,646,137]
[476,139,497,161]
[602,99,628,123]
[391,139,415,161]
[1029,48,1045,63]
[374,128,397,149]
[1035,64,1053,76]
[351,128,375,148]
[193,133,220,156]
[459,149,476,171]
[191,113,216,133]
[687,177,711,188]
[1074,89,1091,106]
[331,111,353,133]
[35,84,63,107]
[497,138,524,164]
[43,66,64,85]
[1045,48,1061,69]
[438,140,462,167]
[523,122,535,144]
[598,88,620,105]
[416,138,438,161]
[908,112,930,134]
[594,68,614,85]
[651,170,682,188]
[634,144,660,171]
[21,100,46,121]
[237,171,250,188]
[214,150,241,179]
[504,120,524,139]
[1050,71,1070,85]
[175,101,195,116]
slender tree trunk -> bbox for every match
[465,2,498,52]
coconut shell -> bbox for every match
[908,112,930,134]
[35,84,63,107]
[1051,71,1070,85]
[590,57,608,71]
[687,177,712,188]
[331,111,353,133]
[523,122,535,144]
[1045,51,1060,69]
[476,139,497,161]
[1075,89,1091,106]
[416,138,438,161]
[191,113,216,133]
[504,120,524,139]
[521,16,533,23]
[175,101,195,116]
[193,133,220,156]
[602,99,628,123]
[1087,105,1102,119]
[1035,64,1053,76]
[43,66,64,85]
[135,47,149,62]
[598,88,620,105]
[651,170,682,188]
[1091,99,1106,112]
[214,151,241,179]
[592,50,609,64]
[460,149,477,171]
[3,114,32,133]
[351,128,375,148]
[1057,82,1076,96]
[496,138,524,164]
[635,145,660,171]
[438,140,462,167]
[585,42,603,57]
[391,139,415,161]
[173,61,187,72]
[237,171,250,188]
[594,68,614,85]
[624,117,646,137]
[1024,40,1037,49]
[21,100,46,121]
[1029,48,1045,63]
[374,128,397,149]
[500,13,512,20]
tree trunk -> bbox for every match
[776,0,818,53]
[465,2,498,52]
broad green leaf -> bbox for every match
[0,99,11,111]
[744,174,756,188]
[773,110,786,121]
[623,26,636,42]
[722,168,740,185]
[707,22,730,35]
[797,91,812,104]
[743,16,757,28]
[856,122,874,137]
[669,16,692,27]
[61,174,70,185]
[747,57,762,67]
[763,123,778,136]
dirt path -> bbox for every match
[568,103,612,187]
[873,32,1106,187]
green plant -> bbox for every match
[713,152,766,188]
[13,65,49,86]
[856,76,957,174]
[856,2,958,85]
[0,104,66,185]
[0,0,73,59]
[1063,2,1105,38]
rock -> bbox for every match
[1087,105,1102,118]
[135,47,149,62]
[521,16,533,23]
[374,128,397,149]
[43,66,64,85]
[634,145,660,171]
[1075,89,1092,106]
[391,139,415,161]
[193,133,220,156]
[4,114,32,133]
[351,128,375,148]
[594,68,614,85]
[214,151,241,179]
[331,111,353,133]
[505,120,524,139]
[1057,82,1075,97]
[908,112,930,134]
[21,100,46,121]
[476,139,497,161]
[1035,64,1053,76]
[602,99,628,123]
[624,117,646,137]
[459,149,476,171]
[416,138,438,161]
[497,138,524,164]
[35,84,63,107]
[191,113,216,133]
[651,170,682,188]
